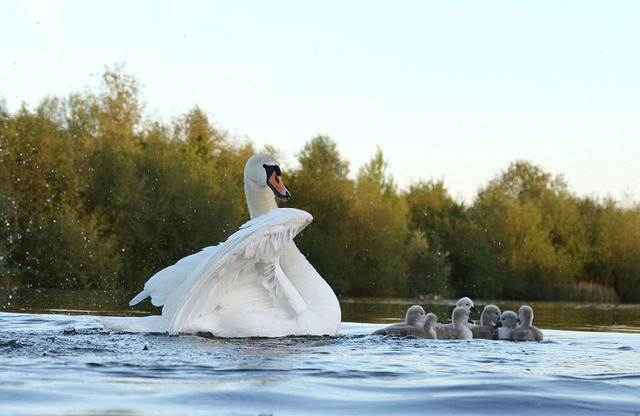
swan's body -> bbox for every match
[511,305,543,342]
[373,313,437,339]
[101,153,341,337]
[495,310,518,340]
[435,307,472,340]
[471,304,501,340]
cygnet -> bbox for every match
[494,310,518,340]
[435,307,473,340]
[510,305,543,341]
[471,304,501,340]
[437,297,479,329]
[372,305,425,335]
[373,313,438,338]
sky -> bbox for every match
[1,0,639,204]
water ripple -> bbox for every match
[1,313,640,415]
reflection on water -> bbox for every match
[2,288,640,333]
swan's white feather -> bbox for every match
[129,246,218,307]
[124,208,317,335]
[172,208,311,331]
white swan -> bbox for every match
[102,153,341,337]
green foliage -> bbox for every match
[581,200,640,302]
[346,148,410,296]
[1,66,639,302]
[0,102,121,288]
[287,136,355,295]
[402,230,452,298]
[472,161,589,299]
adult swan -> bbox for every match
[101,153,341,337]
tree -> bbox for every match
[174,106,225,161]
[287,136,354,294]
[403,230,452,298]
[0,104,120,288]
[472,161,588,297]
[346,147,410,296]
[404,180,461,297]
[581,199,640,302]
[91,63,144,148]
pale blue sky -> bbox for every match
[2,0,639,203]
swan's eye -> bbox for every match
[263,164,282,181]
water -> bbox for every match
[1,291,640,415]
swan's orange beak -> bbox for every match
[268,171,291,202]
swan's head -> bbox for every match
[494,310,518,329]
[244,153,291,202]
[405,305,426,326]
[456,296,479,314]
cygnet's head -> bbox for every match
[494,311,518,329]
[481,304,501,326]
[451,307,470,326]
[405,305,426,326]
[422,312,438,329]
[518,305,535,326]
[244,153,291,202]
[457,297,479,314]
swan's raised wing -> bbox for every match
[129,246,218,307]
[162,208,313,332]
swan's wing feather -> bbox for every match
[129,246,218,307]
[163,208,313,332]
[258,261,307,317]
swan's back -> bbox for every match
[373,313,437,339]
[373,325,426,337]
[511,326,544,341]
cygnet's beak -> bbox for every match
[494,321,503,329]
[470,306,479,314]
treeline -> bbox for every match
[1,66,639,302]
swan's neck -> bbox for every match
[280,243,342,328]
[245,180,278,219]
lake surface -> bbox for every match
[1,289,640,415]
